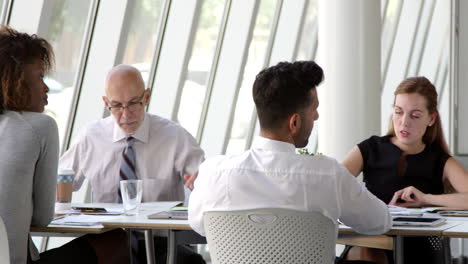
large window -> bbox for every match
[177,0,226,137]
[16,0,94,250]
[39,0,93,150]
[381,0,402,84]
[296,0,318,61]
[296,0,319,152]
[5,0,451,155]
[225,0,277,154]
[0,0,5,22]
[0,0,8,24]
[118,0,163,86]
[380,0,450,135]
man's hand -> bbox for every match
[184,171,198,191]
[389,186,427,207]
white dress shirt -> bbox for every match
[189,136,391,237]
[60,113,204,203]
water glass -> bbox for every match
[120,180,143,215]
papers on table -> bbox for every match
[55,208,124,215]
[429,209,468,217]
[437,211,468,217]
[52,207,124,226]
[388,205,468,217]
[50,202,183,227]
[51,214,119,226]
[388,205,436,216]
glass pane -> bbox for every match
[225,0,277,155]
[42,0,93,150]
[296,0,318,61]
[381,0,388,18]
[381,0,402,74]
[406,0,436,77]
[296,0,319,152]
[119,0,163,86]
[0,0,4,21]
[177,0,226,136]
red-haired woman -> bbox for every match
[341,76,468,264]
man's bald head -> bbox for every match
[105,64,145,95]
[103,64,150,135]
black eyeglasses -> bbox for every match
[107,91,145,113]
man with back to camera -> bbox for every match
[59,64,205,264]
[188,60,392,262]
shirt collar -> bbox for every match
[112,113,149,143]
[252,136,296,153]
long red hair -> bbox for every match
[386,77,449,155]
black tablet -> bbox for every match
[72,206,107,213]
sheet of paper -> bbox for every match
[437,211,468,217]
[51,214,119,226]
[388,205,426,216]
[56,208,123,216]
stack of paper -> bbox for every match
[388,205,425,216]
[430,208,468,217]
[51,215,118,226]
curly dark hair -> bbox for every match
[253,60,324,130]
[0,26,54,114]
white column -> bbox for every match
[317,0,381,161]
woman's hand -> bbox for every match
[389,186,428,207]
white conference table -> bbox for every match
[31,202,191,264]
[97,202,200,264]
[443,222,468,238]
[32,204,468,264]
[339,220,465,264]
[339,213,468,264]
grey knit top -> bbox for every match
[0,111,58,263]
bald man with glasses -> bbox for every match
[59,64,206,264]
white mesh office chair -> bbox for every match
[0,216,10,263]
[204,208,336,264]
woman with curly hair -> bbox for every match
[0,24,59,264]
[0,26,128,264]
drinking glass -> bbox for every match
[120,180,143,215]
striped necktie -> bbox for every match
[118,137,137,202]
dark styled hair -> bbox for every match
[0,26,54,114]
[386,76,449,154]
[253,60,324,130]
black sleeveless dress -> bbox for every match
[358,135,450,264]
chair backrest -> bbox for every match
[0,216,10,263]
[204,208,336,264]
